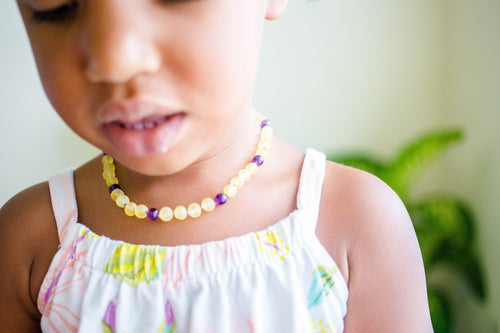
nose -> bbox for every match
[82,2,161,83]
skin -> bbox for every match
[0,0,433,331]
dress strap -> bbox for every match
[296,149,326,231]
[48,168,78,243]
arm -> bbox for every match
[318,163,433,332]
[0,182,57,332]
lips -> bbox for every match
[110,114,170,131]
[98,99,185,157]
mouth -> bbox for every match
[98,99,186,157]
[110,114,172,131]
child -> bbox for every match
[0,0,433,332]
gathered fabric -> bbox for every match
[39,149,348,333]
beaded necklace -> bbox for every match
[102,113,273,222]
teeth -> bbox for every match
[112,116,170,130]
[155,117,167,126]
[133,122,144,130]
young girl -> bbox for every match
[1,0,433,332]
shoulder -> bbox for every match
[317,160,418,272]
[0,182,59,330]
[0,181,58,248]
[317,161,411,271]
[317,161,433,332]
[0,181,58,262]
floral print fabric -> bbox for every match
[39,149,348,332]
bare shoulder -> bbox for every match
[0,182,59,331]
[317,161,433,332]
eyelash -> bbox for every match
[31,0,192,24]
[32,1,79,23]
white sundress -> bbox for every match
[38,149,349,333]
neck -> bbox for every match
[110,109,262,209]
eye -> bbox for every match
[32,1,79,23]
[157,0,192,5]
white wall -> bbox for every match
[1,0,498,330]
[256,0,447,155]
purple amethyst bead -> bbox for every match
[260,119,271,128]
[252,155,264,166]
[108,184,121,193]
[147,208,159,221]
[214,193,228,205]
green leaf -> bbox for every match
[439,251,487,300]
[428,287,452,333]
[409,196,474,253]
[387,129,462,197]
[408,196,485,299]
[459,253,487,300]
[329,129,462,200]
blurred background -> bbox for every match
[1,0,498,331]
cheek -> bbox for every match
[30,37,90,120]
[171,8,264,110]
[29,36,104,149]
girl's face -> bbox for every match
[17,0,286,175]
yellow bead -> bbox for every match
[102,155,114,164]
[245,163,258,175]
[135,204,148,219]
[255,113,264,122]
[238,169,251,182]
[103,163,116,173]
[262,125,273,135]
[187,203,202,218]
[230,176,244,189]
[201,198,215,212]
[124,202,137,217]
[103,169,115,180]
[106,177,119,187]
[110,189,124,201]
[256,148,268,158]
[174,206,188,220]
[261,133,273,141]
[159,207,174,222]
[261,127,273,141]
[258,141,271,150]
[223,184,237,198]
[116,195,130,208]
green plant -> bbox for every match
[328,129,486,332]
